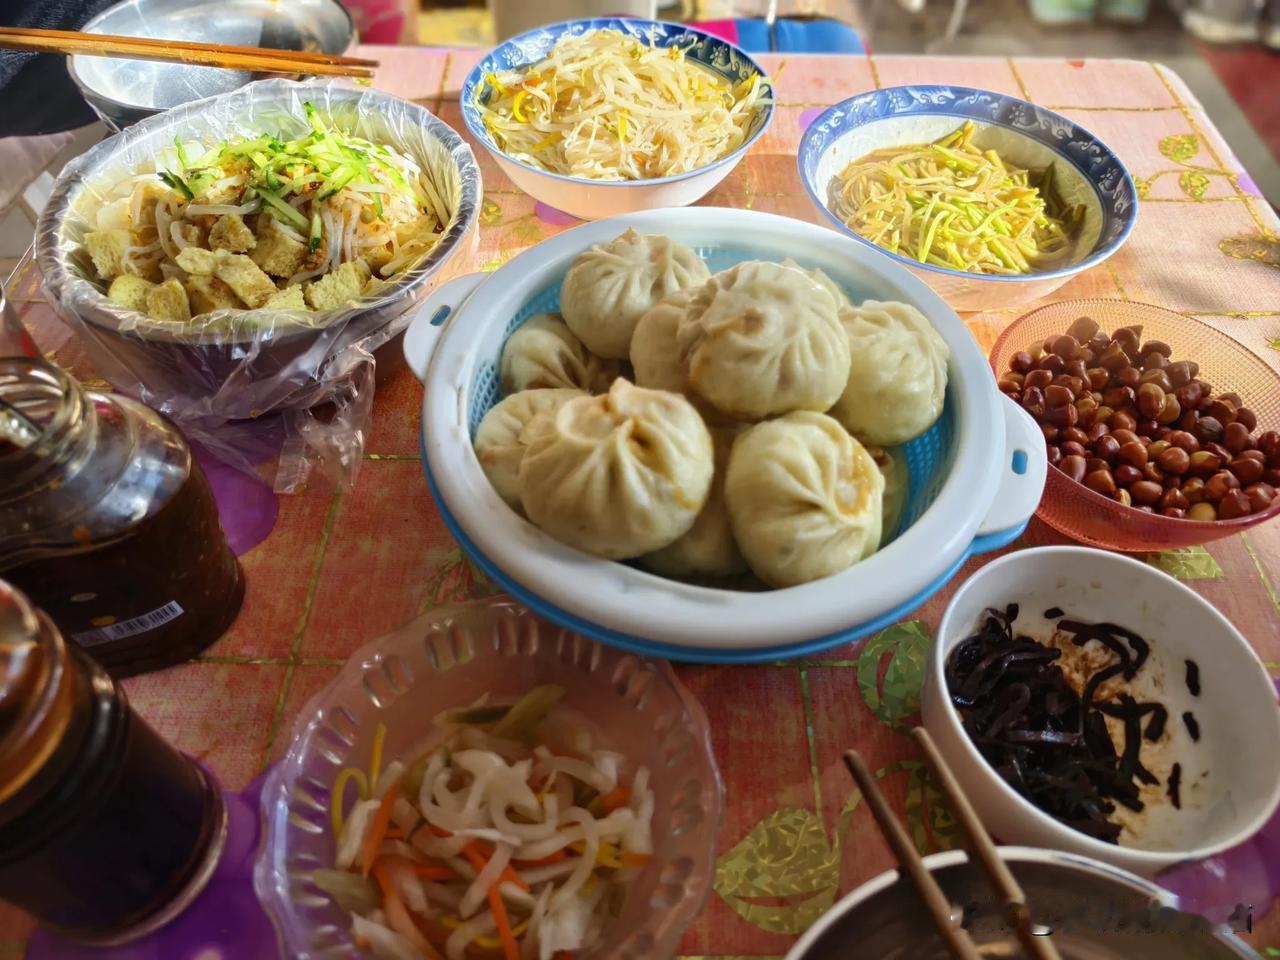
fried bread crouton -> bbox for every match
[304,259,370,312]
[175,246,218,275]
[264,285,309,311]
[146,279,191,322]
[107,275,155,312]
[250,219,307,277]
[186,275,242,314]
[212,251,276,308]
[85,229,131,280]
[209,214,256,253]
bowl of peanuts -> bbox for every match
[991,299,1280,551]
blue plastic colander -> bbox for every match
[406,208,1046,663]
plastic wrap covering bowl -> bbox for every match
[254,597,722,959]
[35,79,480,490]
[404,207,1049,663]
[461,18,774,220]
[992,300,1280,551]
[68,0,356,130]
[798,86,1138,312]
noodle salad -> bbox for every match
[82,104,451,322]
[828,121,1084,275]
[473,29,769,181]
[320,686,655,960]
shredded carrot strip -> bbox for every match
[384,828,404,841]
[488,884,520,960]
[431,824,530,893]
[620,852,651,869]
[597,786,630,814]
[360,784,398,878]
[412,864,458,882]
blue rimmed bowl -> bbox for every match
[461,18,774,221]
[798,85,1138,311]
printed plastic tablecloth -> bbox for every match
[5,49,1280,958]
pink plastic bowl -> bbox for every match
[254,597,723,959]
[991,299,1280,552]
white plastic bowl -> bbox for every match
[921,546,1280,878]
[459,18,774,221]
[403,207,1047,663]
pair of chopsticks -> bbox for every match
[0,26,377,79]
[843,727,1062,960]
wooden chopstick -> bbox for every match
[842,750,983,960]
[911,727,1064,960]
[0,26,377,78]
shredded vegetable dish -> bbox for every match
[473,28,769,181]
[828,121,1084,275]
[320,685,654,960]
[82,103,450,322]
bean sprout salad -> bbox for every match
[473,28,769,181]
[320,686,655,960]
[828,121,1083,275]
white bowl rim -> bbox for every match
[420,205,1006,651]
[796,85,1139,284]
[931,544,1280,867]
[459,16,776,189]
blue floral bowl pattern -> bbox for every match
[797,85,1138,309]
[460,18,774,219]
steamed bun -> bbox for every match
[725,412,884,587]
[474,389,586,510]
[500,313,621,395]
[560,229,710,360]
[829,300,949,446]
[518,379,714,559]
[640,424,747,579]
[630,289,692,395]
[677,261,851,421]
[781,258,852,309]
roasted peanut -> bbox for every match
[1114,464,1143,487]
[1135,383,1164,419]
[1046,403,1079,428]
[1130,480,1162,505]
[1187,451,1222,476]
[1223,421,1252,454]
[1204,470,1241,501]
[1094,435,1121,462]
[1024,369,1053,391]
[1182,477,1206,503]
[1046,334,1081,359]
[1059,455,1088,483]
[1087,368,1110,391]
[1116,441,1148,468]
[1157,446,1191,475]
[1139,369,1173,391]
[1156,393,1181,425]
[1217,489,1252,520]
[1085,469,1117,496]
[1045,384,1075,408]
[1228,456,1265,486]
[1187,501,1217,522]
[1066,316,1100,343]
[1039,353,1066,375]
[1245,483,1275,513]
[1235,407,1258,432]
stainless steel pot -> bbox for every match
[786,847,1257,959]
[68,0,356,130]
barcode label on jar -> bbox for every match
[72,601,185,646]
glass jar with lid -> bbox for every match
[0,358,244,676]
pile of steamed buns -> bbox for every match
[474,229,950,589]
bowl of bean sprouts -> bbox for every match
[797,86,1138,311]
[461,18,774,221]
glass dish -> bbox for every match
[253,597,723,959]
[991,299,1280,551]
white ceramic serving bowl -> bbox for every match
[797,86,1138,311]
[921,546,1280,878]
[460,18,774,220]
[404,206,1047,663]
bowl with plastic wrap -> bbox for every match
[35,79,479,453]
[255,597,722,960]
